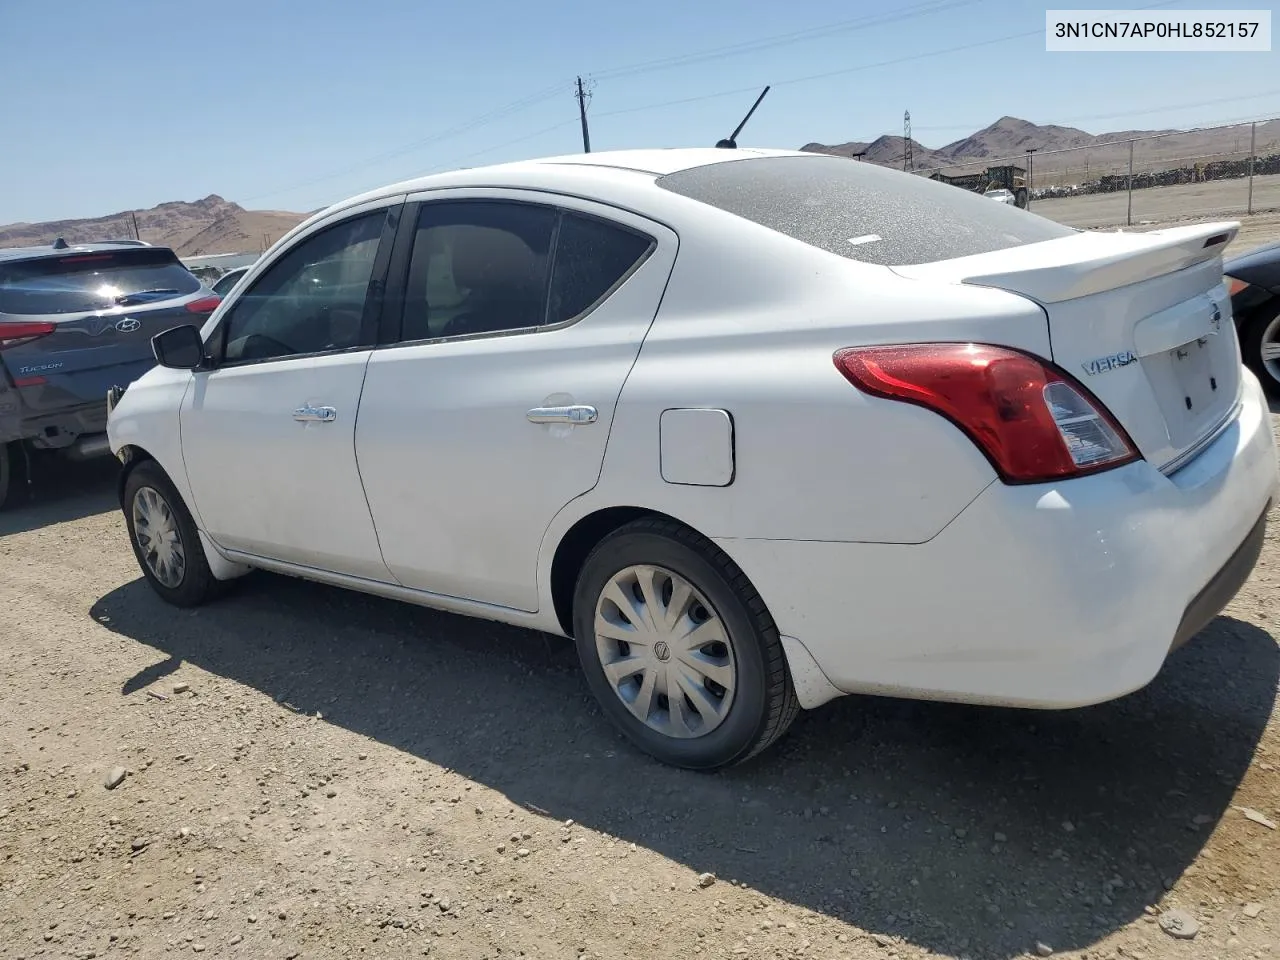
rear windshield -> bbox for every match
[655,155,1076,267]
[0,248,201,315]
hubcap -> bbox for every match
[1261,315,1280,387]
[132,486,186,589]
[593,564,737,739]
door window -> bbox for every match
[219,211,386,364]
[547,213,654,324]
[400,201,555,342]
[398,203,654,342]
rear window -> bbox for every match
[655,155,1076,267]
[0,248,201,315]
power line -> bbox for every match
[239,79,573,203]
[908,88,1280,133]
[238,1,979,205]
[240,0,1187,204]
[588,29,1045,123]
[588,0,1185,124]
[237,0,988,205]
[588,0,986,82]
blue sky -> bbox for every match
[2,0,1276,223]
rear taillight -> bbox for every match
[0,321,56,351]
[1225,276,1250,297]
[833,343,1140,484]
[185,295,221,314]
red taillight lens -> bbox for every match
[1225,276,1250,297]
[0,321,57,351]
[833,343,1141,484]
[185,295,222,314]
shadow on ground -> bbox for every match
[0,454,119,536]
[92,570,1278,959]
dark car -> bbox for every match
[0,239,220,507]
[210,265,250,298]
[1225,239,1280,396]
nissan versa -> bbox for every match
[106,148,1279,769]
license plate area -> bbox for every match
[1169,336,1220,416]
[1143,329,1237,450]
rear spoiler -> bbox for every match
[891,221,1240,304]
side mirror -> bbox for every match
[152,325,206,370]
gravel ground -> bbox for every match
[1031,175,1280,230]
[2,254,1280,959]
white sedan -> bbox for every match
[107,148,1279,770]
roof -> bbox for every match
[0,239,169,264]
[315,146,811,220]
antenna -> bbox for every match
[715,85,770,149]
[903,110,913,172]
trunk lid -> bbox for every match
[0,247,217,414]
[892,221,1242,473]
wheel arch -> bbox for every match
[117,445,251,583]
[548,505,663,636]
[115,444,156,509]
[546,503,845,712]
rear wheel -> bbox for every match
[123,460,222,607]
[0,442,11,511]
[572,518,799,770]
[1014,187,1029,208]
[1241,303,1280,396]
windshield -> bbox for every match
[655,155,1076,267]
[0,248,201,315]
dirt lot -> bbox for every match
[1034,175,1280,231]
[2,243,1280,960]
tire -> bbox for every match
[122,460,222,607]
[1241,302,1280,397]
[1014,187,1029,209]
[572,517,799,770]
[0,441,11,511]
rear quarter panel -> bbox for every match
[540,211,1055,550]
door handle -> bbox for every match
[293,404,337,423]
[526,404,598,425]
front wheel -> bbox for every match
[572,518,799,770]
[1241,304,1280,396]
[122,460,222,607]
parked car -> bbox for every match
[0,239,220,507]
[983,188,1017,204]
[1224,239,1280,395]
[106,149,1279,769]
[211,266,250,298]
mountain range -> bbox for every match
[801,115,1279,181]
[0,195,307,259]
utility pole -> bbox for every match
[1248,120,1257,215]
[1025,148,1037,208]
[131,211,141,241]
[903,111,913,172]
[576,76,591,153]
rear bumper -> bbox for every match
[718,370,1279,710]
[1170,504,1269,652]
[0,398,109,447]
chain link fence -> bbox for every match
[912,117,1280,229]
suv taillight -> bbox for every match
[185,295,222,314]
[833,343,1141,484]
[0,321,56,351]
